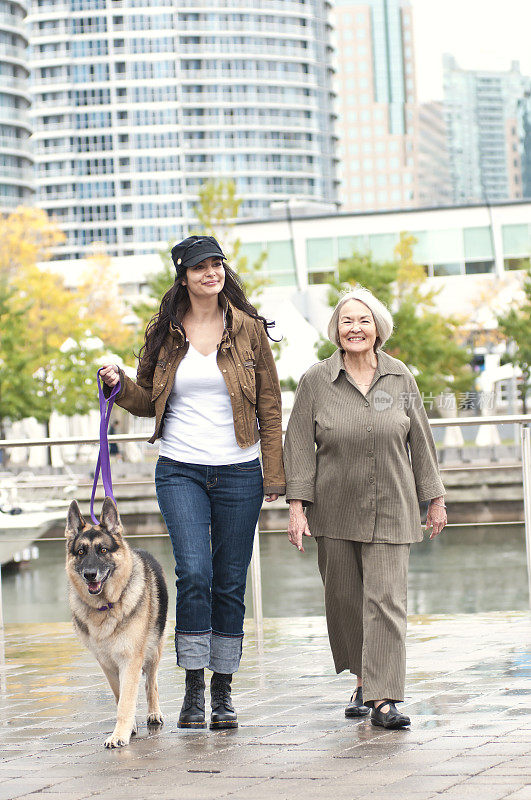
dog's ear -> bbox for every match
[65,500,85,539]
[100,497,123,536]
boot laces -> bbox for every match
[186,673,204,706]
[211,682,231,708]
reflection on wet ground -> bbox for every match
[1,526,528,624]
[0,613,530,800]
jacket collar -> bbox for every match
[168,294,244,348]
[329,348,404,382]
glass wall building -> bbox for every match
[235,200,531,287]
[444,55,531,205]
[333,0,417,213]
[28,0,337,259]
[0,0,33,211]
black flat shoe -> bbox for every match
[210,672,238,730]
[178,668,206,729]
[370,700,410,729]
[345,686,370,717]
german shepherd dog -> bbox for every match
[65,497,168,748]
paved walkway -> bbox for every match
[0,612,530,800]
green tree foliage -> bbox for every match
[497,266,531,413]
[0,280,40,439]
[13,264,104,446]
[317,233,473,401]
[0,209,103,456]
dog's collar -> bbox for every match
[97,602,114,611]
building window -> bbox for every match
[338,235,365,259]
[464,227,494,260]
[307,237,334,271]
[433,263,463,277]
[504,256,531,271]
[502,223,530,256]
[465,260,494,274]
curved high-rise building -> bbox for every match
[28,0,337,259]
[0,0,33,211]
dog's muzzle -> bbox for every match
[82,569,110,595]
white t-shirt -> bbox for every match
[159,344,260,465]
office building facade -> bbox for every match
[0,0,33,211]
[416,102,452,208]
[444,55,531,205]
[28,0,337,259]
[334,0,418,213]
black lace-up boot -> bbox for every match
[178,668,206,729]
[210,672,238,729]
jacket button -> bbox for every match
[369,476,375,483]
[364,401,369,407]
[222,369,227,373]
[367,425,372,432]
[230,392,234,397]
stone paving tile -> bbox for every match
[505,789,531,800]
[0,612,530,800]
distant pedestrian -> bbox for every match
[284,287,447,729]
[100,235,285,731]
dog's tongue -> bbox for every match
[88,581,102,594]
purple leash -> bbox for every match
[90,369,121,525]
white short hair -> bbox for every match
[327,287,394,350]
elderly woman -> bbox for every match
[284,288,447,729]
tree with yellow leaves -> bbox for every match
[78,250,135,360]
[0,208,102,457]
[0,206,65,279]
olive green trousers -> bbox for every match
[316,537,410,704]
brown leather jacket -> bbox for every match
[110,298,286,496]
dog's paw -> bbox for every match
[104,730,131,749]
[147,711,163,727]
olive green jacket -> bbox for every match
[110,298,286,496]
[284,348,445,543]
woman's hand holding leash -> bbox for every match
[100,363,120,388]
[288,500,311,553]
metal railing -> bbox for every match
[1,414,531,635]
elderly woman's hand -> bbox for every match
[426,497,447,539]
[288,500,312,553]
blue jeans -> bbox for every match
[155,456,263,674]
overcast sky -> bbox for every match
[410,0,531,102]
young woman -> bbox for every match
[101,235,285,730]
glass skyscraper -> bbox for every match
[334,0,417,212]
[28,0,337,259]
[0,0,33,211]
[444,55,530,205]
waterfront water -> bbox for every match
[1,525,527,624]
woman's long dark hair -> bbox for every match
[137,262,276,383]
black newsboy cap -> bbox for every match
[171,235,226,274]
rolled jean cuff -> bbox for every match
[208,631,244,674]
[175,631,211,669]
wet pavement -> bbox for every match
[0,612,530,800]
